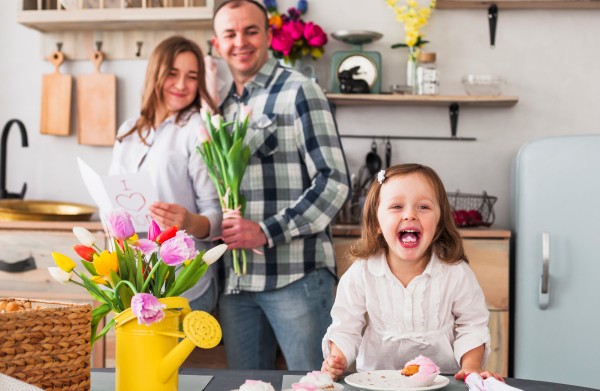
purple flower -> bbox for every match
[159,231,198,266]
[134,239,158,255]
[105,209,136,240]
[131,293,165,326]
[148,220,161,242]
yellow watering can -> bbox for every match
[114,297,221,391]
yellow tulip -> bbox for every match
[93,250,119,277]
[90,275,109,285]
[51,252,76,272]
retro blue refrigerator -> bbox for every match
[511,135,600,389]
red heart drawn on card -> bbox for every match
[115,192,147,212]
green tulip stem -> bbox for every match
[140,261,162,292]
[114,279,139,295]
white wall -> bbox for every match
[1,2,599,228]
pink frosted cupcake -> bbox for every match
[298,371,336,390]
[238,380,276,391]
[399,355,440,387]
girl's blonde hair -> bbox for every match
[118,35,218,144]
[350,163,467,264]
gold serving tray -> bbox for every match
[0,200,96,221]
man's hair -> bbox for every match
[213,0,270,30]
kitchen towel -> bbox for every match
[0,373,43,391]
[466,373,523,391]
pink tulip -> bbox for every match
[282,20,305,40]
[271,28,294,56]
[148,220,161,242]
[197,123,211,144]
[134,239,158,255]
[131,293,165,326]
[304,22,328,47]
[159,231,198,266]
[105,209,136,240]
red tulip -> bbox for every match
[156,226,178,245]
[73,244,96,262]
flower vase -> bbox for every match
[406,47,418,94]
[113,297,221,391]
[278,58,317,82]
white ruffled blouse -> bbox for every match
[322,251,490,374]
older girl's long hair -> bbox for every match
[118,35,218,144]
[350,163,467,264]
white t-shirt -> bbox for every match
[109,111,222,302]
[322,251,490,373]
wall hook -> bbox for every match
[207,40,213,56]
[488,4,498,48]
[136,41,143,57]
[95,41,103,52]
[56,42,63,52]
[449,103,459,138]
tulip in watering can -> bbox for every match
[113,296,221,391]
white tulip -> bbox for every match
[202,244,228,265]
[73,226,96,247]
[48,267,72,284]
[210,114,223,130]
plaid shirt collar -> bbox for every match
[224,58,279,104]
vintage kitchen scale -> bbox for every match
[330,30,383,94]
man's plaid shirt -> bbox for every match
[220,58,350,293]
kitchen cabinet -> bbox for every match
[0,220,109,368]
[332,225,511,376]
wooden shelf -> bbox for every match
[326,93,519,107]
[436,0,600,9]
[17,7,214,32]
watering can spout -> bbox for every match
[158,337,197,383]
[157,310,222,384]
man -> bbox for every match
[212,0,350,371]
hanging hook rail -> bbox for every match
[339,134,476,142]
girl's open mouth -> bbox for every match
[398,229,420,248]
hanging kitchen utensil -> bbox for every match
[76,48,116,146]
[40,49,72,136]
[361,140,382,189]
[385,137,392,169]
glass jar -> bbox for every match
[416,52,439,95]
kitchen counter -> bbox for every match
[0,220,104,231]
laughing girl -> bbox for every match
[321,164,503,382]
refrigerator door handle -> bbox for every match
[539,232,550,309]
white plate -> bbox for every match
[344,371,449,391]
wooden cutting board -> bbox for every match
[76,50,116,146]
[40,51,72,136]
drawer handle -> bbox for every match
[539,232,550,310]
[0,255,37,273]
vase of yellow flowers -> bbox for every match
[49,209,226,390]
[385,0,436,93]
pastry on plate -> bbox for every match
[236,379,276,391]
[298,371,337,390]
[400,355,440,387]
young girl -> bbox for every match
[109,36,222,313]
[321,164,503,382]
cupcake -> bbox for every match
[238,380,276,391]
[399,355,440,387]
[298,371,336,390]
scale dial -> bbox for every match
[336,54,378,88]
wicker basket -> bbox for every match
[447,191,497,227]
[0,298,91,391]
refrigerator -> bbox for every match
[511,134,600,389]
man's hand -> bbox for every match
[221,217,267,249]
[150,202,189,229]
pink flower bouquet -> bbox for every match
[48,209,227,344]
[263,0,328,66]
